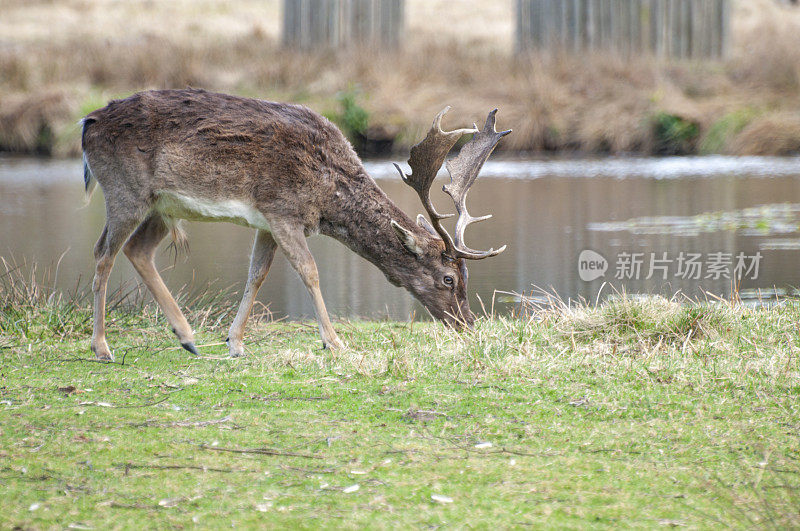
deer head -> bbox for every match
[391,107,510,328]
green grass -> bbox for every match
[699,108,760,155]
[652,112,700,156]
[2,273,800,528]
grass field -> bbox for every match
[2,273,799,528]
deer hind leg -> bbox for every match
[227,230,277,357]
[91,218,140,361]
[270,223,344,350]
[123,214,197,355]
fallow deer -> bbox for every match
[81,89,509,360]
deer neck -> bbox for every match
[320,172,426,288]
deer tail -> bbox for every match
[81,118,98,203]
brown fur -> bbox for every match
[82,88,474,359]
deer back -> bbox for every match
[82,88,367,228]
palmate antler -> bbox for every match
[394,107,510,260]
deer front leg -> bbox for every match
[123,214,197,354]
[270,223,345,351]
[227,230,277,357]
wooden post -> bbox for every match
[282,0,404,49]
[719,0,730,58]
[515,0,730,59]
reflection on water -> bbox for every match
[2,155,800,320]
[588,203,800,236]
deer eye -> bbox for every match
[443,275,454,287]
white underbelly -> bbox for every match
[154,191,271,231]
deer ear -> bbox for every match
[416,214,438,237]
[391,220,423,257]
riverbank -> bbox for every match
[2,0,800,158]
[2,267,799,527]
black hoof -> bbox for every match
[181,342,199,356]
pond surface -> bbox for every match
[3,155,800,320]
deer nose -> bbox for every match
[462,311,475,329]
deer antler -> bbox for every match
[443,109,510,259]
[393,107,476,253]
[396,107,510,260]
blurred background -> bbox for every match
[2,0,800,320]
[3,0,800,157]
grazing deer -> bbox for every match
[81,89,509,360]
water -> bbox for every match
[3,155,800,320]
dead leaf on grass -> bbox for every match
[58,386,84,395]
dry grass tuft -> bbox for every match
[0,91,73,155]
[730,0,800,93]
[0,256,251,344]
[731,112,800,156]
